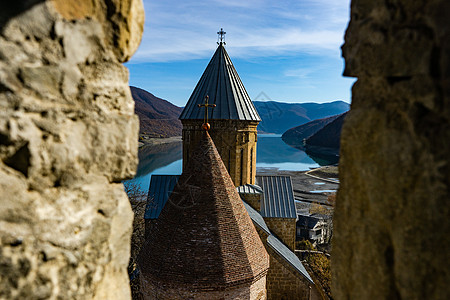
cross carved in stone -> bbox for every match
[197,95,216,130]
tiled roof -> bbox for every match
[236,184,263,194]
[138,131,269,290]
[145,175,180,219]
[179,43,261,121]
[256,175,297,219]
[267,235,314,285]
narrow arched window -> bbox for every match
[250,148,253,182]
[228,149,231,173]
[240,149,244,186]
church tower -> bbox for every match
[179,29,261,186]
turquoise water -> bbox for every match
[126,135,334,193]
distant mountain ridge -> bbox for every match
[282,112,348,159]
[131,86,183,137]
[305,113,347,151]
[131,86,349,138]
[254,100,349,134]
[281,114,342,147]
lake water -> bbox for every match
[126,134,336,193]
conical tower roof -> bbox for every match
[138,131,269,290]
[179,43,261,121]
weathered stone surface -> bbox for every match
[0,1,143,299]
[263,218,296,252]
[50,0,144,62]
[333,0,450,299]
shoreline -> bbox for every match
[256,166,338,208]
[138,136,182,147]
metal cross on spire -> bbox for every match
[197,95,216,130]
[217,28,226,45]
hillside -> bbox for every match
[305,113,347,151]
[131,86,183,137]
[281,114,342,148]
[254,101,349,134]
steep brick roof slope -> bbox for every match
[138,131,269,290]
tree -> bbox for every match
[124,182,147,300]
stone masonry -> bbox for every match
[264,218,297,251]
[333,0,450,299]
[265,247,310,300]
[0,1,144,299]
[182,119,259,186]
[240,193,262,212]
[140,276,267,300]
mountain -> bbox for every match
[305,112,347,152]
[131,86,183,137]
[281,114,342,148]
[253,100,349,134]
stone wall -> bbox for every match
[240,193,262,211]
[253,218,321,299]
[0,1,144,299]
[333,0,450,299]
[264,218,296,251]
[266,247,312,300]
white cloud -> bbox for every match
[129,0,350,63]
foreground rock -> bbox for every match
[0,1,143,299]
[333,0,450,299]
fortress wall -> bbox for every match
[0,1,144,299]
[333,0,450,299]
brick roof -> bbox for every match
[138,131,269,290]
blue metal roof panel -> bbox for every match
[242,200,270,235]
[236,184,263,194]
[144,175,180,219]
[256,175,297,219]
[267,235,314,285]
[179,44,261,121]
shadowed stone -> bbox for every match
[0,1,144,299]
[333,0,450,299]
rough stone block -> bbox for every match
[0,1,143,299]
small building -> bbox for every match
[296,213,332,245]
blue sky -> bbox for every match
[126,0,355,107]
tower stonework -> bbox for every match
[182,119,258,186]
[179,42,260,186]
